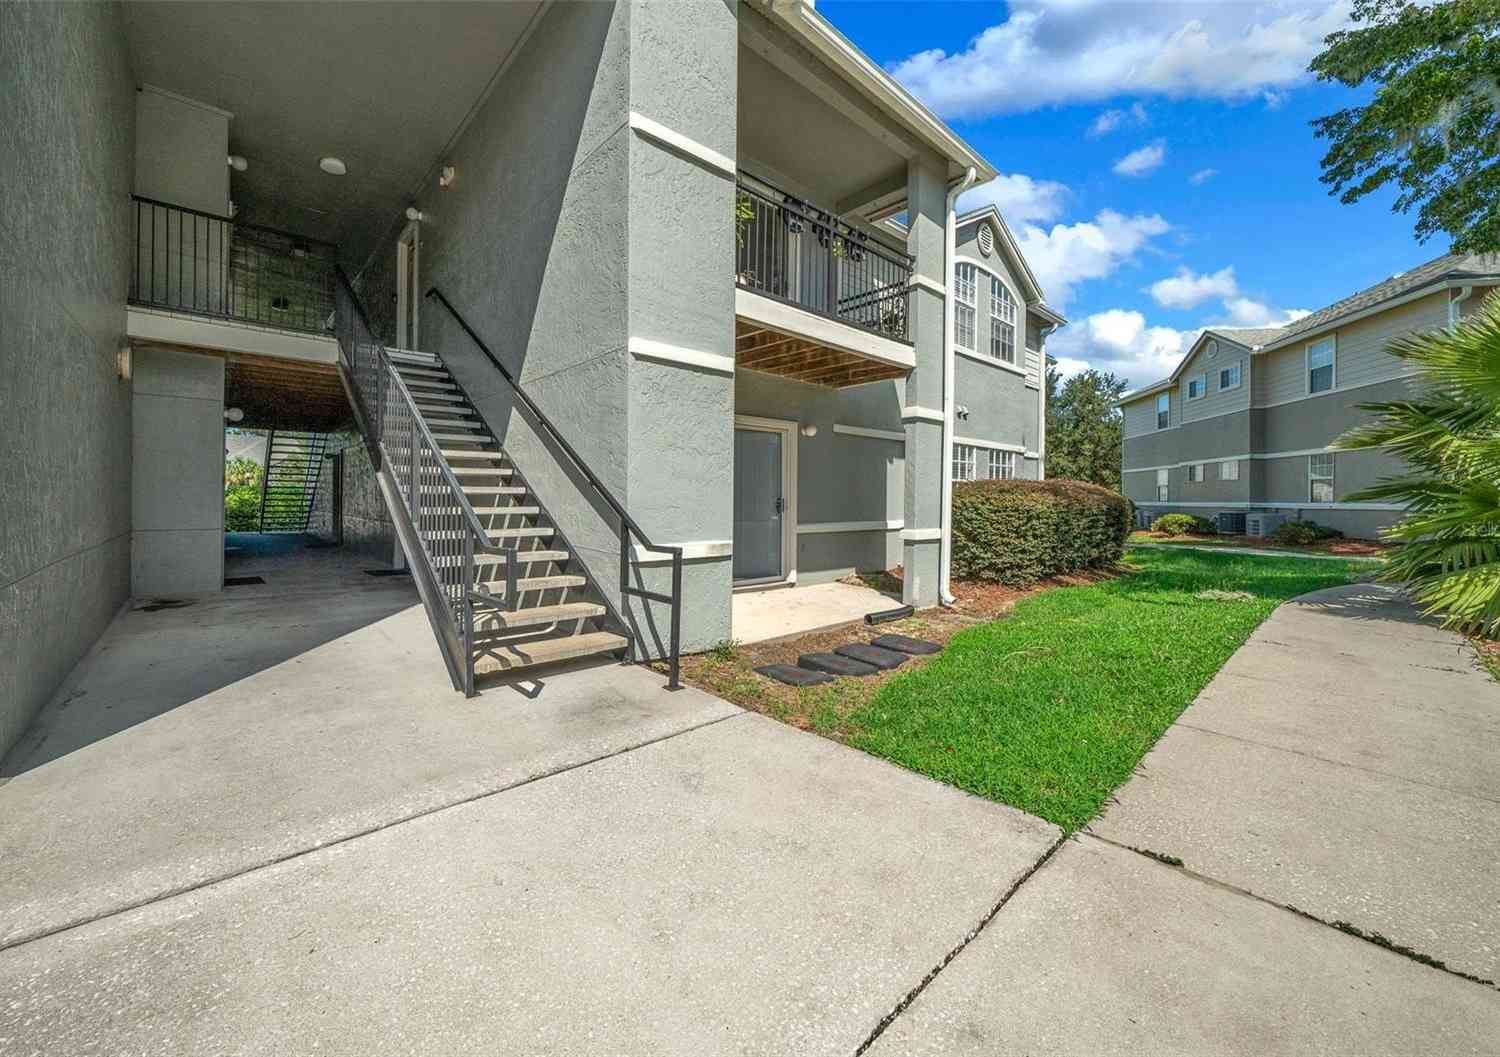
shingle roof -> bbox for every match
[1207,326,1284,348]
[1267,252,1500,346]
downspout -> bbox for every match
[1451,284,1474,327]
[1035,321,1061,480]
[939,166,978,605]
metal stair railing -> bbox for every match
[331,266,500,696]
[423,286,684,690]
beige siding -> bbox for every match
[1253,291,1446,407]
[1459,284,1500,320]
[1180,343,1250,424]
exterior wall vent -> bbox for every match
[977,224,995,257]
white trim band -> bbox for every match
[954,435,1025,453]
[1135,501,1410,511]
[798,520,902,535]
[955,346,1028,376]
[628,336,735,376]
[627,112,735,179]
[632,539,733,564]
[901,527,942,542]
[1124,446,1354,473]
[901,406,944,424]
[908,274,946,298]
[833,423,906,443]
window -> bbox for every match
[1308,337,1335,394]
[1187,463,1205,483]
[1186,374,1206,400]
[1309,453,1334,502]
[955,263,977,350]
[952,443,977,482]
[1218,362,1242,391]
[1156,392,1170,430]
[990,276,1016,363]
[1155,468,1169,502]
[1221,459,1240,481]
[988,449,1016,480]
[1206,339,1218,360]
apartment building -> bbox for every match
[1119,253,1500,538]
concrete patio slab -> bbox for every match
[0,714,1061,1056]
[0,558,737,950]
[1089,583,1500,983]
[866,837,1500,1057]
[732,579,899,644]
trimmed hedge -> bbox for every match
[952,479,1132,586]
[1268,519,1343,546]
[1151,512,1216,535]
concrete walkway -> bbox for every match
[867,583,1500,1055]
[1131,540,1385,562]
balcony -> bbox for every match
[734,172,915,388]
[129,195,337,335]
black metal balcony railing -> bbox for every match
[129,195,337,334]
[735,172,913,343]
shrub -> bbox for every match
[952,478,1132,586]
[1151,512,1216,535]
[1268,520,1343,547]
[224,485,262,531]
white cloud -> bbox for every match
[1014,209,1171,306]
[1113,141,1166,177]
[1149,266,1238,309]
[958,172,1069,226]
[1087,102,1148,137]
[1218,297,1312,328]
[1048,308,1193,386]
[1189,167,1218,185]
[888,0,1350,119]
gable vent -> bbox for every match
[977,224,995,256]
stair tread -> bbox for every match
[385,349,436,365]
[440,449,506,461]
[473,601,607,628]
[430,432,495,444]
[488,526,553,539]
[450,467,514,477]
[432,549,568,566]
[472,631,628,674]
[413,392,465,403]
[396,366,449,378]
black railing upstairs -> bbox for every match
[423,287,684,690]
[735,171,913,343]
[129,194,336,334]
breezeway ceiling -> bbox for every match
[123,1,543,267]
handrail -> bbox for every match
[423,286,684,689]
[129,193,338,248]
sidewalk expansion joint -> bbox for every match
[852,831,1070,1056]
[0,710,747,957]
[1089,834,1499,992]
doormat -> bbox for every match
[365,568,412,578]
[223,576,266,587]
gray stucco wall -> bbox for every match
[954,356,1040,454]
[405,0,737,655]
[1255,376,1417,452]
[0,0,136,760]
[1123,410,1251,470]
[735,369,905,584]
[310,440,395,562]
[131,347,225,596]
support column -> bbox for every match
[621,0,739,653]
[901,155,948,607]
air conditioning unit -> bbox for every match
[1136,508,1156,530]
[1245,512,1286,538]
[1215,511,1247,535]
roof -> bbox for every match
[1260,251,1500,350]
[761,0,998,185]
[1119,251,1500,405]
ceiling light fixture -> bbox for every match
[319,156,347,176]
[227,154,248,172]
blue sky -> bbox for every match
[819,0,1449,388]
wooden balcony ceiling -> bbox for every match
[735,320,908,388]
[225,352,353,433]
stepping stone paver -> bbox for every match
[834,643,908,670]
[754,663,835,687]
[799,652,880,678]
[870,634,942,656]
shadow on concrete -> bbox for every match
[0,533,418,779]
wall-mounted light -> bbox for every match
[319,156,347,176]
[800,423,818,438]
[224,407,245,423]
[405,206,426,222]
[227,154,248,172]
[116,344,132,382]
[439,165,456,188]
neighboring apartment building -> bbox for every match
[1118,253,1500,538]
[2,0,1059,750]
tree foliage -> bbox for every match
[225,456,263,490]
[1045,366,1128,491]
[1310,0,1500,253]
[1336,293,1500,635]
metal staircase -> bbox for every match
[257,430,328,531]
[330,269,683,695]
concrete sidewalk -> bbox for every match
[866,583,1500,1056]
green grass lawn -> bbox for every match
[845,547,1369,832]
